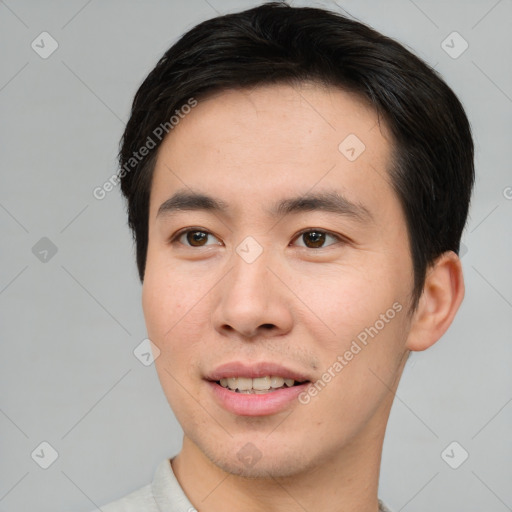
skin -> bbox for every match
[142,82,465,512]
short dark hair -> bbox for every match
[118,1,474,308]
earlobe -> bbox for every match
[405,251,465,352]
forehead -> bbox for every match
[149,82,395,220]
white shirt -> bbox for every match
[96,458,393,512]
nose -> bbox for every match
[212,245,294,340]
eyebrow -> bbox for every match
[156,189,373,223]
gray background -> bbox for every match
[1,0,511,511]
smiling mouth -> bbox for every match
[215,376,309,394]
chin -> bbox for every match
[198,436,317,479]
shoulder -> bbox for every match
[378,499,394,512]
[92,483,158,512]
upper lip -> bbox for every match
[205,361,312,382]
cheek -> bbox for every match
[142,252,199,338]
[295,260,410,397]
[141,256,212,374]
[142,263,208,417]
[298,302,409,439]
[293,263,398,342]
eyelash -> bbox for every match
[169,227,348,249]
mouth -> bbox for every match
[214,376,309,394]
[205,362,313,416]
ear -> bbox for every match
[406,251,465,352]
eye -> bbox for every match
[292,229,344,249]
[170,228,345,249]
[172,228,221,247]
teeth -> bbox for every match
[236,377,253,391]
[253,376,271,390]
[270,376,284,388]
[218,375,300,392]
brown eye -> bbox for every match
[294,230,341,249]
[303,231,325,248]
[174,229,221,247]
[186,231,208,246]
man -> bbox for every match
[98,2,474,511]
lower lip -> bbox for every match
[207,381,310,416]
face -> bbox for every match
[142,83,415,478]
